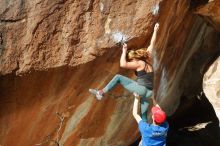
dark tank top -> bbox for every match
[135,63,153,90]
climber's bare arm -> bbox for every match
[150,92,158,106]
[120,43,140,69]
[150,92,161,108]
[120,60,140,69]
[133,94,142,123]
[152,95,157,105]
[147,23,159,57]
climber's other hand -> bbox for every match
[154,23,159,31]
[122,43,127,51]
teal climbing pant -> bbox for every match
[103,74,152,121]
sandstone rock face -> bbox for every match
[203,57,220,126]
[0,0,159,75]
[196,0,220,32]
[0,0,220,146]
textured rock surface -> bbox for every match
[196,0,220,32]
[154,0,220,114]
[0,0,158,75]
[0,0,220,146]
[203,57,220,126]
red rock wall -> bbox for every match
[154,0,220,114]
[0,0,159,75]
[0,0,220,146]
[196,0,220,32]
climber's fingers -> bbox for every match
[123,43,127,48]
[154,23,159,31]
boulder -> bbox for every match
[0,0,220,146]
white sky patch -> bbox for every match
[152,4,160,16]
[112,31,129,43]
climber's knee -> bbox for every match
[145,90,153,99]
[115,74,122,78]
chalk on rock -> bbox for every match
[152,4,160,16]
[112,31,129,44]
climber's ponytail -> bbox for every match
[128,48,151,65]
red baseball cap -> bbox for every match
[151,106,166,124]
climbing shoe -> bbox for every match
[89,89,103,100]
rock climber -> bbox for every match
[89,23,160,121]
[133,93,169,146]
